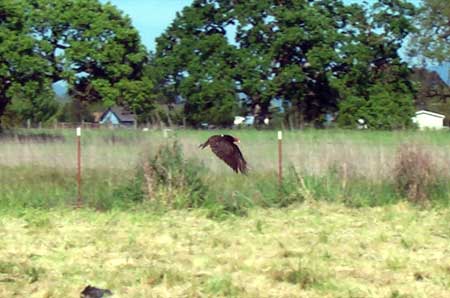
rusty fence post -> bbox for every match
[278,130,283,188]
[76,127,82,207]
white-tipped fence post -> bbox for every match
[278,130,283,188]
[76,127,82,207]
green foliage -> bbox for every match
[333,0,417,129]
[0,0,51,127]
[1,0,422,129]
[204,275,241,297]
[27,0,153,110]
[336,95,367,128]
[153,0,418,128]
[5,81,58,124]
[115,141,210,210]
[183,79,237,126]
[364,85,414,130]
[56,99,97,123]
[153,2,240,126]
[284,166,401,208]
[0,0,154,127]
[338,83,415,129]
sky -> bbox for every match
[102,0,447,84]
[105,0,192,52]
[107,0,421,52]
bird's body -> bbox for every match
[199,134,247,174]
[80,285,112,298]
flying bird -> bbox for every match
[80,285,112,298]
[199,134,248,174]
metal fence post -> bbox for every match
[278,130,283,188]
[76,127,82,207]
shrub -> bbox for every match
[393,144,437,204]
[337,84,415,129]
[138,140,209,208]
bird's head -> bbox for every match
[222,134,240,144]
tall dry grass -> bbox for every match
[2,128,450,178]
[394,144,444,204]
[1,128,450,210]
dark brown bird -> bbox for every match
[199,134,248,174]
[80,285,112,298]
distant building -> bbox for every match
[233,115,255,126]
[99,106,136,127]
[244,115,255,126]
[412,110,445,130]
[233,116,245,126]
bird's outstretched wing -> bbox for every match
[208,136,247,174]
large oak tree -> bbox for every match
[153,0,417,129]
[28,0,153,118]
[0,0,53,127]
[0,0,154,127]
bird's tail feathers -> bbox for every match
[198,141,209,149]
[239,160,249,175]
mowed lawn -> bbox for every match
[1,202,449,298]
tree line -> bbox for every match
[0,0,449,129]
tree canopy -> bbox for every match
[0,0,53,127]
[28,0,153,116]
[153,0,418,129]
[1,0,446,129]
[0,0,153,127]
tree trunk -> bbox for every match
[165,105,173,127]
[0,96,9,132]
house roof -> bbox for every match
[415,110,445,119]
[100,106,136,123]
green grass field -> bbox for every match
[1,128,450,297]
[1,203,449,297]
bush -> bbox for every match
[137,141,209,208]
[394,144,438,204]
[337,84,415,129]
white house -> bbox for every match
[412,110,446,130]
[233,116,245,126]
[233,115,255,126]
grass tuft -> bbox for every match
[204,275,241,297]
[394,144,439,204]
